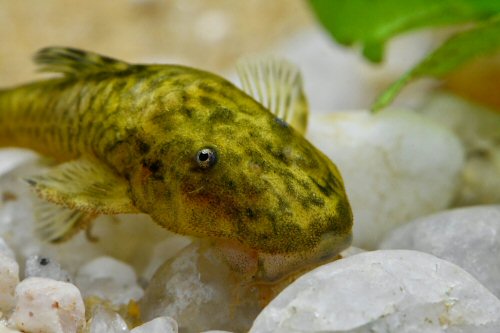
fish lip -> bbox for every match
[254,231,353,282]
[215,230,353,283]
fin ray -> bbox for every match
[26,159,138,242]
[34,47,130,77]
[34,198,95,242]
[236,56,309,135]
[25,159,138,215]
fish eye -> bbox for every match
[196,148,217,169]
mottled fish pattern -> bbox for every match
[0,47,352,261]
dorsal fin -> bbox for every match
[34,47,130,77]
[237,56,308,135]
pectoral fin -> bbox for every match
[25,159,138,242]
[236,56,309,135]
[33,199,97,242]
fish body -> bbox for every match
[0,48,352,277]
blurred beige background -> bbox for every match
[0,0,312,86]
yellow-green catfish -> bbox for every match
[0,47,352,274]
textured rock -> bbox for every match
[75,256,143,305]
[0,238,18,312]
[130,316,178,333]
[141,241,261,333]
[418,93,500,205]
[141,236,192,282]
[10,277,85,333]
[251,250,500,333]
[0,238,14,260]
[380,205,500,298]
[88,306,129,333]
[0,323,21,333]
[0,149,37,177]
[0,154,175,281]
[307,109,465,249]
[25,255,72,282]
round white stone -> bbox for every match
[380,205,500,298]
[141,241,260,332]
[0,238,18,312]
[0,252,19,312]
[251,250,500,333]
[10,277,85,333]
[418,93,500,205]
[307,109,465,249]
[0,323,21,333]
[130,316,178,333]
[75,256,143,305]
[0,238,15,260]
[25,255,72,282]
[88,306,129,333]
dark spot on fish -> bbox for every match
[219,174,237,190]
[183,106,195,118]
[209,107,234,123]
[112,80,128,92]
[246,208,256,219]
[148,160,163,173]
[199,96,218,108]
[198,82,216,94]
[136,140,150,154]
[143,159,164,180]
[310,194,325,207]
[309,175,336,197]
[170,78,186,87]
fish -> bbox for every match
[0,47,352,280]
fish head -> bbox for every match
[129,79,354,280]
[129,80,352,263]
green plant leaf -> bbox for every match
[372,17,500,112]
[309,0,500,62]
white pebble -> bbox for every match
[89,306,129,333]
[10,277,85,333]
[75,256,143,305]
[251,250,500,333]
[0,149,37,177]
[381,205,500,298]
[308,109,465,248]
[0,238,15,260]
[0,322,21,333]
[130,316,178,333]
[0,238,19,312]
[418,93,500,205]
[141,242,260,332]
[25,255,72,282]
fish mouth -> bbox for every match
[255,230,353,282]
[215,230,353,283]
